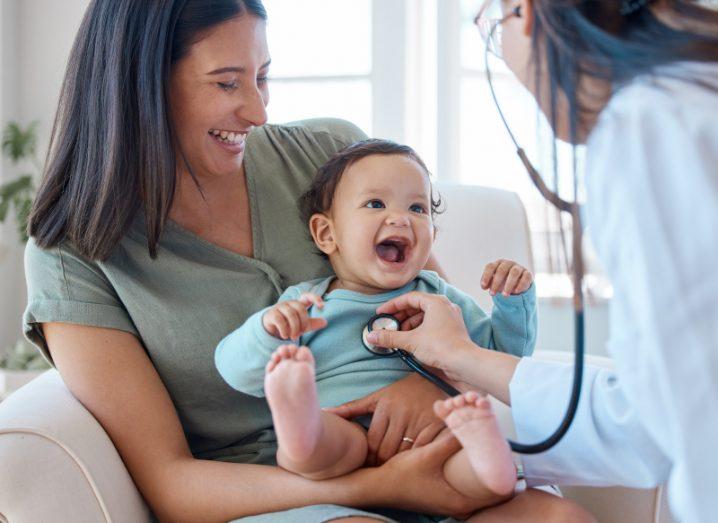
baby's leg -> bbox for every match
[435,392,516,503]
[265,344,367,480]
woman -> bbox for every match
[22,1,591,521]
[358,1,718,521]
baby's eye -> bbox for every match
[410,203,427,214]
[365,200,385,209]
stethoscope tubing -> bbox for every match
[485,20,585,454]
[397,350,461,397]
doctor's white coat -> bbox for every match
[510,63,718,523]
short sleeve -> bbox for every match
[290,117,368,149]
[23,239,139,365]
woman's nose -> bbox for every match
[236,87,268,127]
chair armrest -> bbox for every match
[0,370,152,523]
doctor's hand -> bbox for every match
[367,292,476,375]
[325,373,448,466]
[481,259,533,297]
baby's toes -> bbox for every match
[433,399,452,420]
[463,391,481,404]
[295,346,315,364]
[473,397,493,415]
[451,394,469,409]
[277,344,297,359]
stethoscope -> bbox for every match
[358,8,586,456]
[483,5,585,455]
[361,314,461,397]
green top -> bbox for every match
[23,118,367,464]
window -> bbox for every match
[263,0,373,133]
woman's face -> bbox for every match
[169,15,270,179]
[498,0,608,143]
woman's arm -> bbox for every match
[424,252,448,280]
[44,322,478,521]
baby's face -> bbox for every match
[323,154,435,292]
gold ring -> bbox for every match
[402,436,415,444]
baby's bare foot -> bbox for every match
[434,392,516,497]
[265,344,322,463]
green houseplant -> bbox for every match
[0,121,49,397]
[1,121,38,243]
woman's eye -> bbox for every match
[410,204,427,214]
[365,200,385,209]
[257,76,269,86]
[218,81,237,91]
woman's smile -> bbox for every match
[208,128,249,155]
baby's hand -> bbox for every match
[262,293,327,340]
[480,259,533,297]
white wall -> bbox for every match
[0,0,89,353]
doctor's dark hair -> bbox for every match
[28,0,267,261]
[299,139,443,225]
[530,0,718,143]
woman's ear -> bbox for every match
[309,213,337,256]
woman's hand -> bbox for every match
[326,373,448,466]
[366,433,479,519]
[366,292,475,376]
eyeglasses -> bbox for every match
[474,0,521,60]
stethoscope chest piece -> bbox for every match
[362,314,400,356]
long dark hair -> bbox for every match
[531,0,718,142]
[28,0,267,260]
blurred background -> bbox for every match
[0,0,610,363]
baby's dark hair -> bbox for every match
[300,139,443,224]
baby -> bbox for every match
[215,139,536,506]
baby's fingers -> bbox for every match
[480,261,498,290]
[307,317,328,332]
[502,265,524,296]
[489,260,513,296]
[268,310,291,339]
[277,303,306,339]
[298,292,325,309]
[516,270,534,294]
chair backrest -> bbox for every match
[432,183,534,311]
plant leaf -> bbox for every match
[1,121,38,163]
[0,175,33,198]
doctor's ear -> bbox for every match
[517,0,534,37]
[309,213,337,256]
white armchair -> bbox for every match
[0,183,672,523]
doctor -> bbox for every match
[361,0,718,521]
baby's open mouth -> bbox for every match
[376,238,409,263]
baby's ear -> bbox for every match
[309,213,337,255]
